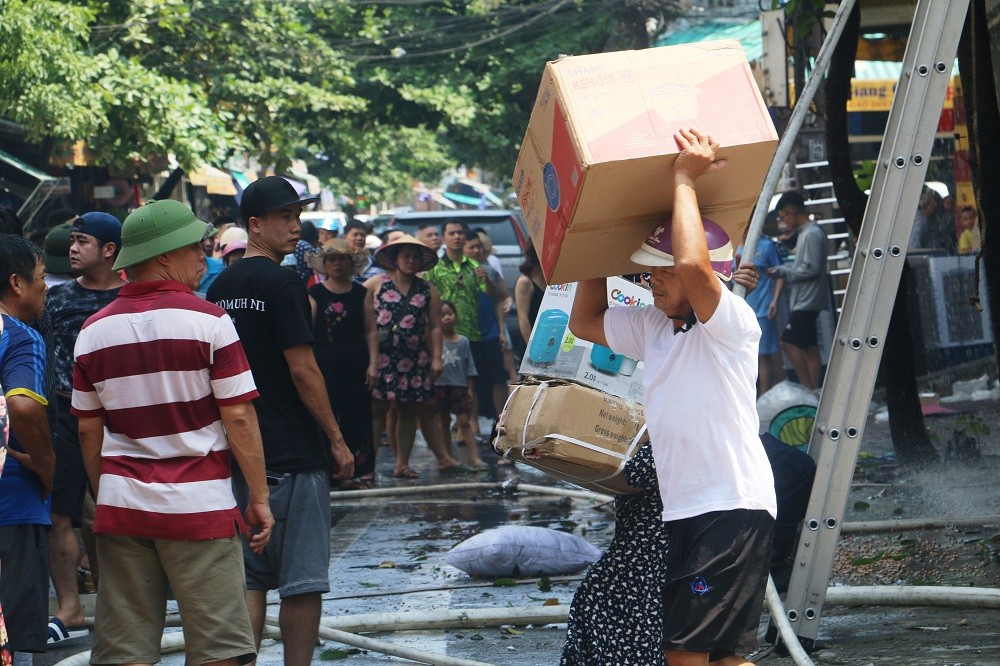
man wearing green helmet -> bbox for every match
[72,199,274,665]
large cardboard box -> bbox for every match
[496,380,648,495]
[512,40,778,284]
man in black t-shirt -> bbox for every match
[208,176,354,666]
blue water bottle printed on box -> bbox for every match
[589,344,624,374]
[529,309,569,364]
[519,277,648,403]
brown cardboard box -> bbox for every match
[496,380,648,495]
[512,40,778,284]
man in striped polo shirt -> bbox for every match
[72,200,274,666]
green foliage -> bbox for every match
[0,0,102,138]
[770,0,829,37]
[89,52,234,170]
[0,0,635,198]
[954,412,991,440]
[318,648,352,660]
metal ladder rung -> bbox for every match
[803,182,834,190]
[826,232,851,241]
[796,160,830,169]
[830,268,852,277]
[806,197,839,205]
[818,217,846,225]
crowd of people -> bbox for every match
[0,172,535,664]
[0,125,834,666]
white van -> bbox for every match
[300,211,347,233]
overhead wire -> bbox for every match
[102,0,603,67]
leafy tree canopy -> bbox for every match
[0,0,649,201]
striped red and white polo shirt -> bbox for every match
[71,280,259,540]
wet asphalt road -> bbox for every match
[36,419,1000,664]
[40,430,598,665]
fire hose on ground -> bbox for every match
[52,480,1000,666]
[51,585,1000,666]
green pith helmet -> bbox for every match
[43,222,74,274]
[114,199,217,271]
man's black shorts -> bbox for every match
[0,524,51,652]
[781,309,820,349]
[51,394,89,525]
[662,509,774,660]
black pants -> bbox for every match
[325,364,374,478]
[0,524,50,652]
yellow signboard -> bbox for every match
[846,78,956,112]
[847,80,897,112]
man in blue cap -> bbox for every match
[42,211,126,643]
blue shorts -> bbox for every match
[757,317,779,355]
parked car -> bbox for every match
[301,210,347,235]
[388,209,531,354]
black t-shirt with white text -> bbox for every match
[207,257,328,473]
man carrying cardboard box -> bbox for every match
[569,128,776,666]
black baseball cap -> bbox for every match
[239,176,319,224]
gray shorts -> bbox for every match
[232,468,331,598]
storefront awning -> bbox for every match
[442,191,485,207]
[0,147,54,184]
[656,19,762,61]
[415,187,457,209]
[188,164,237,196]
[287,166,323,195]
[0,147,57,229]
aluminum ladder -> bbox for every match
[779,0,973,647]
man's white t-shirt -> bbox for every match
[604,287,777,522]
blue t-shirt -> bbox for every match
[475,265,501,341]
[742,238,784,319]
[198,257,225,294]
[0,315,51,526]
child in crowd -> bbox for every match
[958,205,981,255]
[435,301,486,470]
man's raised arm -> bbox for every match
[569,278,610,348]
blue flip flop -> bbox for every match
[47,617,88,644]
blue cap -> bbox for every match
[73,212,123,247]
